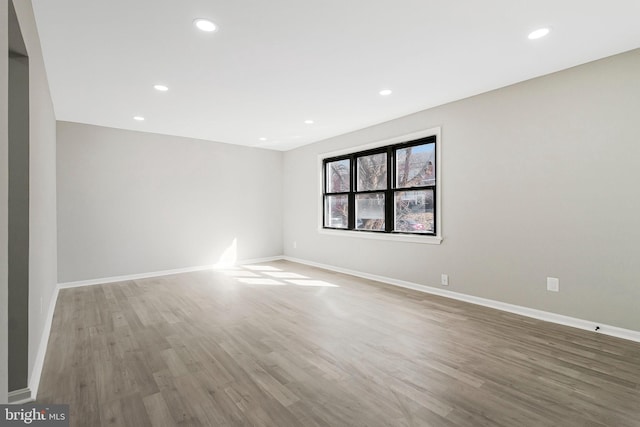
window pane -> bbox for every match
[394,190,434,233]
[396,143,435,188]
[326,159,350,193]
[356,193,385,230]
[357,153,387,191]
[324,195,348,228]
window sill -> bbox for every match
[318,228,443,244]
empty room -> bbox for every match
[2,0,640,426]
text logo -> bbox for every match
[1,405,69,427]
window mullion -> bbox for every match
[385,147,393,232]
[349,155,355,229]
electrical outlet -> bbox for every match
[547,277,559,292]
[293,241,297,249]
[441,274,449,286]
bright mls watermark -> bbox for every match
[1,405,68,426]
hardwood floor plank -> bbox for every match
[142,392,177,427]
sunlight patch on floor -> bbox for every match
[237,278,285,286]
[220,270,260,278]
[285,279,339,288]
[244,265,281,272]
[264,272,308,279]
[226,264,340,288]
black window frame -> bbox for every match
[323,135,437,236]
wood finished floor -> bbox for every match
[38,260,640,427]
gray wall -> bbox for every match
[57,122,283,282]
[8,51,29,391]
[19,0,58,394]
[0,0,9,404]
[1,0,57,397]
[283,49,640,331]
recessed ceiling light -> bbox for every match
[259,137,267,141]
[379,89,392,96]
[528,27,550,40]
[154,84,169,91]
[133,116,145,121]
[194,18,217,32]
[304,120,314,124]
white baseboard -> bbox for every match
[8,387,33,404]
[29,285,60,400]
[57,256,284,289]
[282,256,640,344]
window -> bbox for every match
[322,132,438,238]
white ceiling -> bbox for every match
[32,0,640,151]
